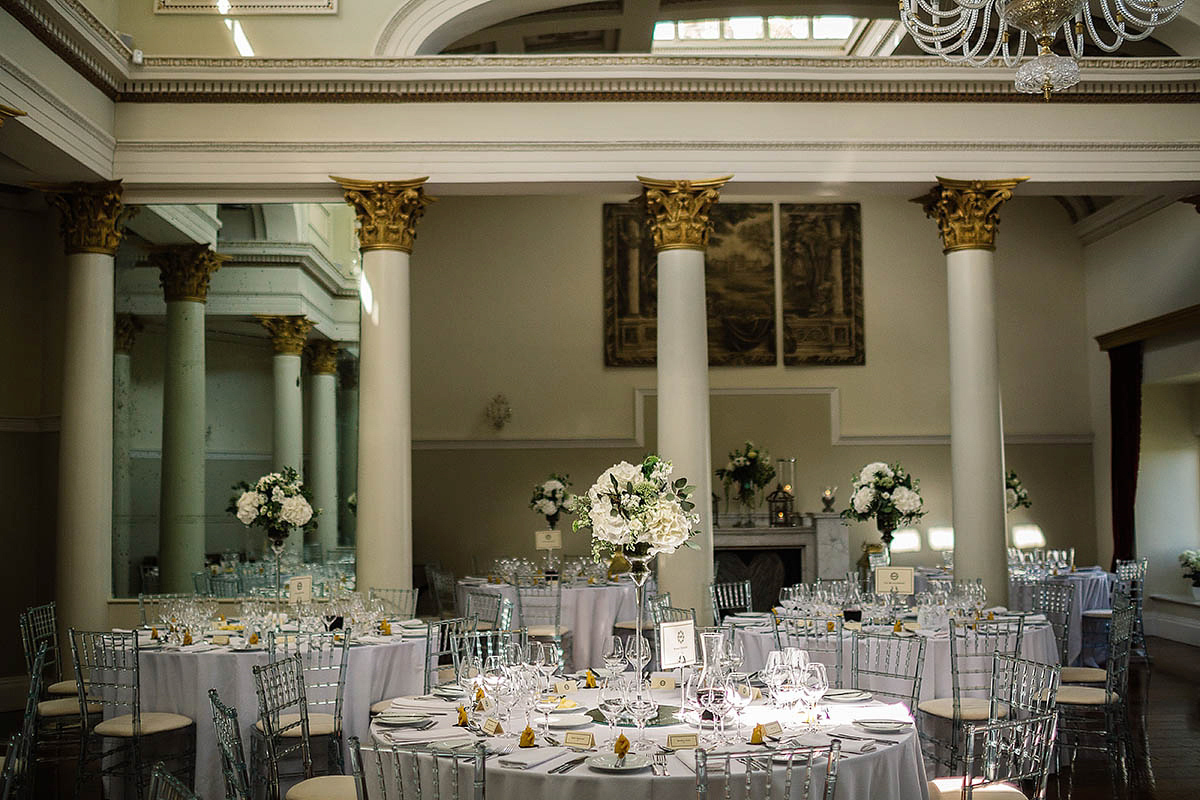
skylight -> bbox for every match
[652,15,863,52]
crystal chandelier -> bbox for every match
[899,0,1187,98]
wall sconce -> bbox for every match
[486,393,512,430]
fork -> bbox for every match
[652,753,669,776]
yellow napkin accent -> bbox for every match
[587,577,596,585]
[475,687,487,712]
[456,706,469,727]
[613,734,630,757]
[218,624,244,631]
[380,620,392,635]
[150,627,159,640]
[556,697,577,710]
[893,621,904,633]
[585,670,598,689]
[749,724,765,745]
[987,612,995,621]
[182,632,193,646]
[826,620,835,632]
[248,632,259,645]
[519,726,537,748]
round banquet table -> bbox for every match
[734,621,1060,701]
[139,634,426,799]
[369,686,929,800]
[455,580,637,670]
[1046,569,1114,665]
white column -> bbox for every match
[638,175,731,626]
[333,175,431,592]
[155,246,224,592]
[39,181,125,636]
[337,358,359,547]
[308,340,340,557]
[113,314,139,597]
[260,315,314,561]
[917,176,1026,605]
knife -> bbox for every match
[548,756,587,774]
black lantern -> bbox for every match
[767,485,794,527]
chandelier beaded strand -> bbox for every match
[898,0,1186,98]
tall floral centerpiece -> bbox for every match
[1005,471,1031,511]
[229,467,318,603]
[715,441,776,527]
[571,455,700,670]
[529,473,574,529]
[1179,550,1200,599]
[841,462,925,549]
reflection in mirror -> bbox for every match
[112,202,360,597]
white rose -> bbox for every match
[603,461,645,489]
[640,498,695,555]
[1005,488,1018,510]
[892,486,923,515]
[235,491,264,525]
[536,498,557,516]
[859,462,893,483]
[543,479,565,493]
[647,459,672,484]
[279,495,313,526]
[271,486,285,503]
[852,485,875,514]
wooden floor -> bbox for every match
[9,635,1200,798]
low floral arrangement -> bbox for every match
[841,461,925,538]
[570,455,700,561]
[715,441,776,510]
[529,473,573,529]
[229,467,318,545]
[1179,549,1200,587]
[1005,470,1031,511]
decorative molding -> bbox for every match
[913,176,1028,253]
[0,0,132,98]
[1074,194,1183,245]
[1096,304,1200,351]
[211,241,358,297]
[1144,604,1200,647]
[155,0,336,14]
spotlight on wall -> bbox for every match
[486,393,512,430]
[1011,523,1047,549]
[928,526,955,551]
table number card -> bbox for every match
[649,672,676,690]
[666,733,699,750]
[553,680,578,694]
[761,721,784,738]
[657,619,697,668]
[563,731,595,748]
[286,575,313,604]
[874,566,915,595]
[534,530,562,551]
[482,718,503,735]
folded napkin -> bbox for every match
[389,697,457,713]
[356,634,393,645]
[787,731,876,754]
[397,619,426,628]
[181,642,219,653]
[497,747,568,770]
[376,727,469,745]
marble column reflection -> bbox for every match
[113,313,142,597]
[307,339,339,558]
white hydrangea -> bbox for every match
[647,459,673,484]
[235,491,264,525]
[892,486,923,514]
[859,462,893,483]
[535,498,557,516]
[271,486,285,503]
[852,485,875,514]
[543,479,565,494]
[279,495,313,527]
[640,497,696,555]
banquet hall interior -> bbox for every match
[1,0,1199,797]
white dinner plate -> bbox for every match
[376,714,431,727]
[546,714,593,729]
[823,689,872,703]
[585,754,651,772]
[853,719,908,734]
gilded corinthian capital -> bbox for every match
[114,313,143,354]
[307,339,339,375]
[914,177,1028,254]
[636,175,733,252]
[150,244,229,303]
[31,180,135,255]
[331,176,433,253]
[259,315,315,355]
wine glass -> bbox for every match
[797,662,829,731]
[540,642,562,681]
[596,680,626,746]
[625,679,659,752]
[624,634,651,679]
[727,671,754,741]
[724,636,745,672]
[602,636,625,678]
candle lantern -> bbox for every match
[768,458,797,527]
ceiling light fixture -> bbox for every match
[899,0,1186,99]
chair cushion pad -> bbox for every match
[1056,686,1115,705]
[917,697,1007,721]
[613,620,638,629]
[286,775,358,800]
[37,698,101,718]
[1060,667,1106,683]
[47,679,80,696]
[1081,609,1113,619]
[255,712,337,737]
[928,777,1029,799]
[93,712,193,737]
[527,625,571,638]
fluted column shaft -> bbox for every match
[334,175,431,591]
[639,175,731,626]
[308,340,340,557]
[916,176,1026,604]
[260,315,313,561]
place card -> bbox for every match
[657,619,697,668]
[553,680,578,694]
[666,733,699,750]
[212,634,230,646]
[286,575,313,604]
[761,721,784,738]
[563,731,595,748]
[873,566,915,596]
[534,530,562,551]
[482,717,503,735]
[649,672,676,690]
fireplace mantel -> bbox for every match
[713,513,850,586]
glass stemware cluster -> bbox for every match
[461,641,563,738]
[760,648,828,731]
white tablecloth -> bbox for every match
[1010,569,1115,664]
[139,636,426,799]
[369,687,929,800]
[456,581,637,670]
[735,623,1060,701]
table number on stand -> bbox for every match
[534,530,562,550]
[657,619,697,669]
[286,575,313,604]
[552,680,579,694]
[649,672,676,690]
[563,731,595,748]
[873,566,914,596]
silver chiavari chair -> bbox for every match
[990,653,1061,724]
[451,629,529,677]
[514,582,572,672]
[349,737,488,800]
[849,630,926,711]
[918,617,1024,774]
[709,580,753,623]
[926,712,1059,800]
[425,618,477,693]
[265,631,350,773]
[425,565,460,618]
[148,763,199,800]
[70,629,195,800]
[695,741,841,800]
[1114,558,1149,660]
[1,642,45,800]
[208,689,252,800]
[775,616,844,689]
[463,590,507,631]
[368,587,421,620]
[20,603,88,771]
[19,602,77,698]
[1030,581,1075,668]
